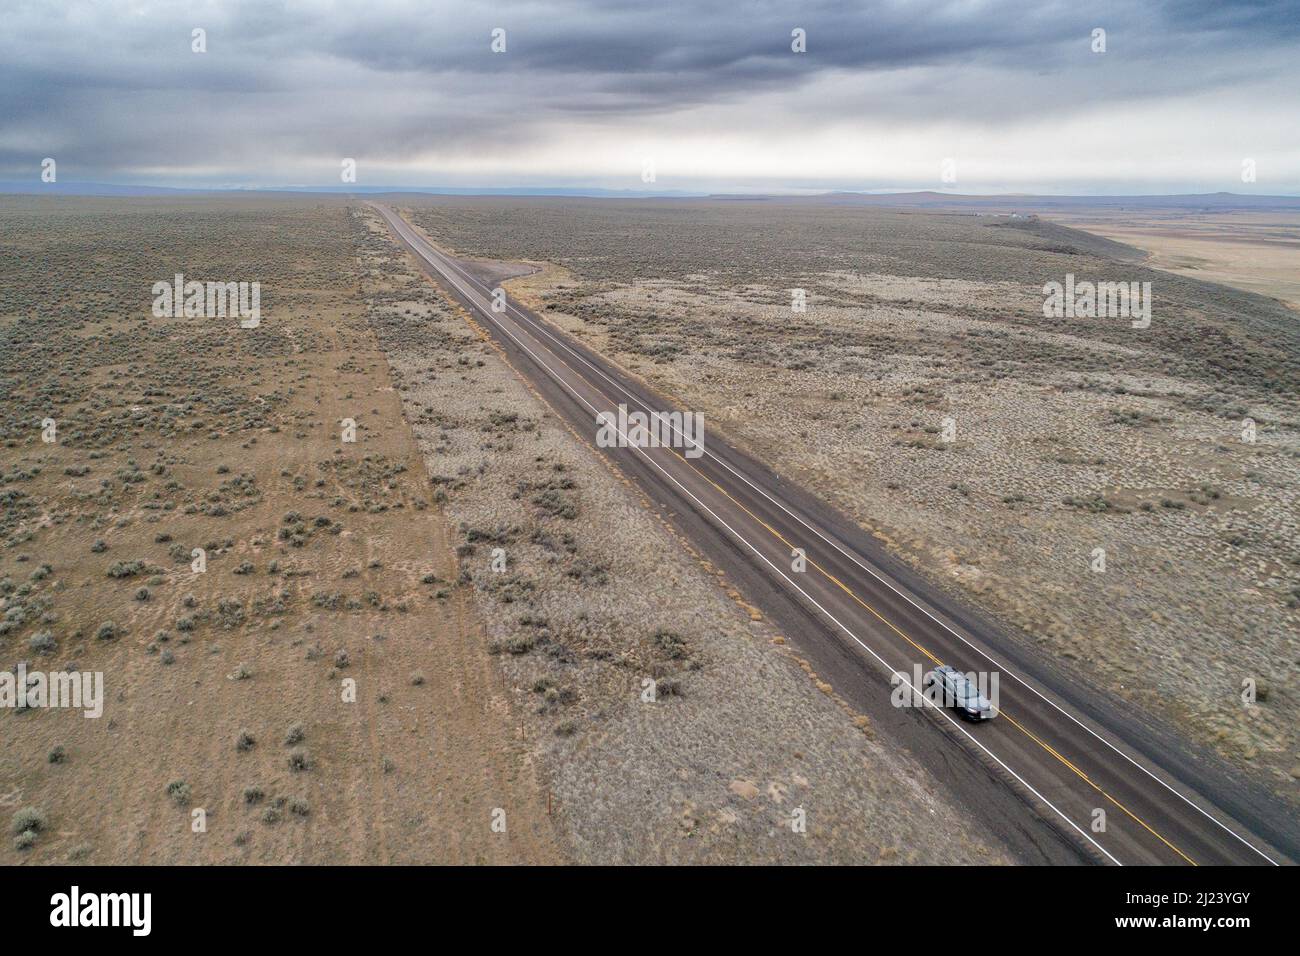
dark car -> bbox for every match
[927,665,996,721]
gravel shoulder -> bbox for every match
[401,197,1300,807]
[358,204,1013,864]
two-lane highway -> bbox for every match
[372,201,1294,866]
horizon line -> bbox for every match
[4,181,1300,202]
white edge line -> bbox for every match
[376,204,1126,866]
[377,206,1278,867]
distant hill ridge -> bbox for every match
[2,182,1298,210]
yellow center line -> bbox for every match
[401,218,1198,866]
[668,440,1194,862]
[999,712,1197,865]
[666,441,1198,865]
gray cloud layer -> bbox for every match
[2,0,1297,190]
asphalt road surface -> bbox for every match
[373,201,1297,866]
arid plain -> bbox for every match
[0,196,1014,864]
[400,195,1300,807]
[3,193,1296,865]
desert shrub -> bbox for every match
[166,781,191,806]
[1063,495,1114,513]
[28,631,56,655]
[497,634,534,655]
[653,629,689,660]
[107,560,144,578]
[11,806,46,835]
[565,559,609,586]
[217,599,245,628]
[531,489,577,519]
[656,678,683,698]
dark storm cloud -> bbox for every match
[0,0,1295,185]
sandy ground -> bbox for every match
[0,197,560,864]
[1052,210,1300,311]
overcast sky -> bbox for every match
[2,0,1297,193]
